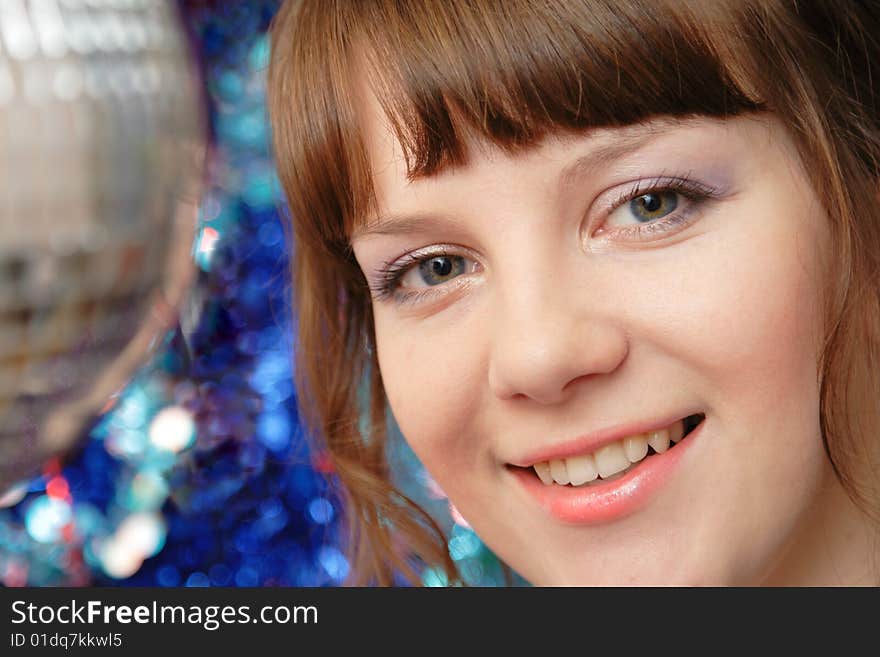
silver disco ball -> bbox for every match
[0,0,204,490]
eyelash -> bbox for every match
[599,174,721,242]
[369,174,722,305]
[369,246,469,305]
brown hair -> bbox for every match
[267,0,880,585]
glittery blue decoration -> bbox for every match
[0,0,520,587]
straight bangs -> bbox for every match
[270,0,769,248]
[357,0,767,179]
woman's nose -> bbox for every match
[486,280,629,405]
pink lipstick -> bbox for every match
[509,414,704,524]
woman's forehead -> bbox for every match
[350,110,821,251]
[354,84,755,193]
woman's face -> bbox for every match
[351,91,850,584]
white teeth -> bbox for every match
[669,420,685,443]
[593,442,630,479]
[529,417,696,486]
[623,434,649,463]
[549,459,570,485]
[647,428,670,454]
[566,453,599,486]
[533,461,553,485]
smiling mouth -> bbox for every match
[512,413,705,487]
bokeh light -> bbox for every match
[149,406,197,453]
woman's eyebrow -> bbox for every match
[557,122,676,191]
[352,213,461,240]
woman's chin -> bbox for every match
[529,566,733,587]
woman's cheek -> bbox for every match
[375,311,487,476]
[726,225,823,385]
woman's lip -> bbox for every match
[509,417,704,525]
[511,412,696,467]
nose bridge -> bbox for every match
[487,241,627,404]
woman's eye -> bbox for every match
[400,255,468,288]
[590,176,724,243]
[607,190,681,227]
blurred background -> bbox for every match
[0,0,512,587]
